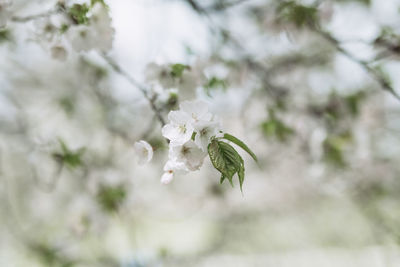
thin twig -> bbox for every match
[11,9,60,23]
[185,0,400,102]
[184,0,290,98]
[313,28,400,101]
[102,54,167,127]
[205,0,250,12]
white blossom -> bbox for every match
[161,160,188,184]
[176,69,203,92]
[34,17,61,42]
[89,2,114,52]
[145,63,175,88]
[169,140,207,171]
[134,140,153,165]
[180,99,212,123]
[67,25,95,52]
[162,110,194,145]
[66,3,114,52]
[145,63,205,91]
[193,120,220,151]
[160,171,173,184]
[161,100,221,184]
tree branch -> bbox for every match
[101,54,167,127]
[312,28,400,101]
[11,9,60,23]
[205,0,250,12]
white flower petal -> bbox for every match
[134,140,153,165]
[168,110,191,125]
[162,123,193,145]
[164,159,188,173]
[180,100,211,122]
[161,172,174,184]
[170,140,207,171]
[162,124,180,140]
[193,121,220,151]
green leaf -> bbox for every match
[345,91,365,117]
[170,63,190,78]
[59,24,69,34]
[220,175,226,184]
[323,132,352,168]
[260,110,294,143]
[238,157,245,192]
[223,133,258,162]
[68,4,89,25]
[191,132,197,141]
[208,139,245,192]
[276,1,319,28]
[0,29,12,43]
[53,139,85,169]
[97,185,126,212]
[204,77,227,96]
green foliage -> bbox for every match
[52,140,85,169]
[374,26,399,44]
[148,137,167,151]
[81,58,108,80]
[97,184,126,212]
[170,63,190,78]
[191,131,197,141]
[308,91,365,128]
[276,1,319,28]
[261,110,294,142]
[0,29,11,43]
[91,0,107,7]
[68,4,90,25]
[345,91,365,117]
[223,133,258,162]
[30,243,74,267]
[374,65,393,90]
[337,0,371,6]
[59,24,69,34]
[59,97,75,115]
[208,139,245,192]
[355,0,371,5]
[323,132,352,168]
[166,90,179,109]
[204,76,227,96]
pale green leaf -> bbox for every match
[208,139,246,191]
[223,133,258,162]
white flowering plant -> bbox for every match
[161,100,257,191]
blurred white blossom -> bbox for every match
[51,44,68,61]
[134,140,153,165]
[66,3,114,52]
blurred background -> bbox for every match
[2,0,400,266]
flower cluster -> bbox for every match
[145,63,206,96]
[161,100,221,184]
[28,1,114,60]
[66,2,114,53]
